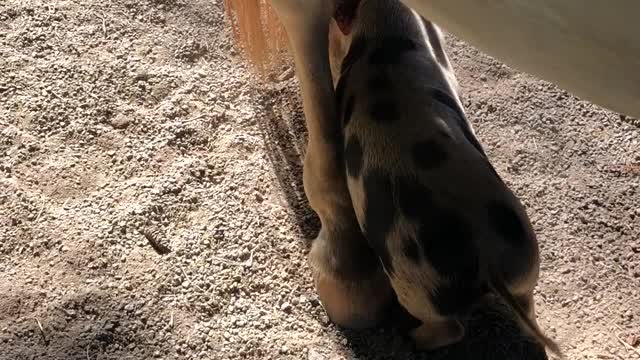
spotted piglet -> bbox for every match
[329,0,561,356]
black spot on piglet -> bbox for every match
[487,201,528,247]
[363,169,397,273]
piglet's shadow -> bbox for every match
[338,295,550,360]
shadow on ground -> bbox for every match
[257,86,321,241]
[0,290,172,360]
[337,295,551,360]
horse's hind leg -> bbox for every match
[270,0,393,328]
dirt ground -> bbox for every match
[1,0,639,359]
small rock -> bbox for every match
[308,348,326,360]
[110,114,132,129]
[280,302,292,313]
[308,296,320,307]
[277,67,294,82]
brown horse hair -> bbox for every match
[222,0,290,78]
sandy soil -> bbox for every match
[1,1,639,359]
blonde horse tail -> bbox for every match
[222,0,289,77]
